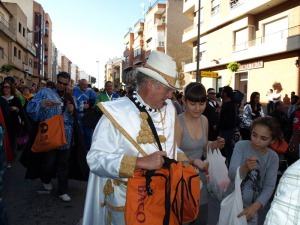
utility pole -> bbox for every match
[196,0,201,83]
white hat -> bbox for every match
[136,50,185,89]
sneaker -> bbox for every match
[42,182,53,191]
[59,194,71,202]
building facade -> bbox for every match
[122,0,193,89]
[183,0,300,106]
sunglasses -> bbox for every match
[57,80,69,86]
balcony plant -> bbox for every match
[227,61,240,85]
[0,64,14,74]
[227,61,240,72]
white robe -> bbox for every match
[82,96,177,225]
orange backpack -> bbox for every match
[125,157,200,225]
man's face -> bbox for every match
[80,80,88,92]
[207,92,216,100]
[56,77,69,91]
[147,80,173,109]
[105,82,113,94]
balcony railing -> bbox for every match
[0,15,15,40]
[233,25,300,52]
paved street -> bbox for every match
[2,151,270,225]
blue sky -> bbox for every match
[35,0,151,88]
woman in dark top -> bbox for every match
[239,92,265,140]
[1,81,24,154]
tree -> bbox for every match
[90,77,96,84]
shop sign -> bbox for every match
[239,61,264,71]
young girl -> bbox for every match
[228,117,281,225]
[175,82,225,225]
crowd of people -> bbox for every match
[0,51,299,225]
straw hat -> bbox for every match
[136,51,185,89]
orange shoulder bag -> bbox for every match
[31,114,67,152]
[124,98,200,225]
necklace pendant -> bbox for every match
[158,135,166,143]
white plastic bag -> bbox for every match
[217,166,247,225]
[206,148,230,200]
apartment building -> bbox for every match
[105,57,123,91]
[122,0,192,89]
[0,1,36,85]
[183,0,300,106]
[33,1,52,83]
[0,0,53,85]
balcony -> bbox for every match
[0,15,16,41]
[133,53,144,65]
[26,41,36,56]
[182,24,198,46]
[183,0,195,19]
[232,25,300,61]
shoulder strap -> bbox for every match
[97,102,147,156]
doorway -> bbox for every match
[235,72,248,109]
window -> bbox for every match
[211,0,220,15]
[234,28,248,51]
[34,62,38,69]
[194,42,206,61]
[18,50,21,59]
[29,58,33,67]
[264,17,288,43]
[23,28,25,37]
[158,41,165,47]
[14,47,17,57]
[19,23,21,33]
[134,47,141,57]
[0,47,3,59]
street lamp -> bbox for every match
[96,61,100,88]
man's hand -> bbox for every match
[135,151,166,170]
[42,99,60,108]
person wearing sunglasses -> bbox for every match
[1,81,25,157]
[21,71,89,202]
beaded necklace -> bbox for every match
[132,92,167,151]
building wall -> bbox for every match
[166,0,193,64]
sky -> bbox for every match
[35,0,152,88]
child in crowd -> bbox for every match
[227,117,281,225]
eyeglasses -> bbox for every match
[3,86,11,89]
[57,80,69,86]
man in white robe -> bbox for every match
[82,51,187,225]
